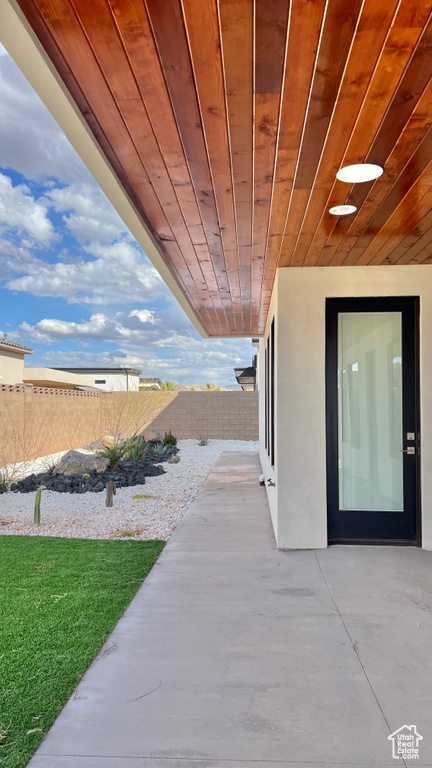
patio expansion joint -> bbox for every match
[313,552,410,768]
[36,754,400,765]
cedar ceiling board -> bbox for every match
[375,186,432,264]
[341,109,432,265]
[327,79,432,266]
[262,0,326,295]
[181,0,243,333]
[305,22,426,266]
[305,34,419,266]
[305,20,430,267]
[393,211,432,264]
[279,0,364,267]
[144,0,232,312]
[329,17,432,265]
[379,170,432,264]
[288,0,400,267]
[353,146,432,265]
[339,78,432,261]
[108,0,208,246]
[252,0,289,329]
[291,0,364,193]
[218,0,254,332]
[71,0,224,320]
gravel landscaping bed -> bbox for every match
[0,440,259,541]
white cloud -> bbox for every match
[0,46,92,184]
[19,309,157,345]
[46,183,129,244]
[16,309,252,385]
[6,240,168,305]
[0,173,55,246]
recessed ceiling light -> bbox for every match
[329,204,357,216]
[336,163,383,183]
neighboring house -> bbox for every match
[139,378,163,390]
[23,368,96,391]
[5,2,432,551]
[52,367,141,392]
[0,336,33,385]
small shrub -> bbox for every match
[154,443,168,455]
[0,471,8,494]
[132,494,156,500]
[125,436,148,460]
[197,436,210,446]
[168,455,181,464]
[82,473,91,481]
[98,443,126,469]
[163,430,177,447]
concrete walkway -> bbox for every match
[30,452,432,767]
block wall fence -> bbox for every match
[0,386,258,465]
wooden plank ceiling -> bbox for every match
[16,0,432,336]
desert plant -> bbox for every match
[82,473,91,481]
[0,471,7,494]
[132,494,156,500]
[101,390,168,443]
[124,435,148,460]
[197,436,210,446]
[160,380,177,391]
[168,455,181,464]
[205,383,222,391]
[163,430,177,447]
[154,443,168,455]
[98,443,126,469]
[34,487,41,526]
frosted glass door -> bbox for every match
[338,312,403,512]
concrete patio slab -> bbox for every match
[28,452,432,767]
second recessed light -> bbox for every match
[336,163,383,183]
[329,204,357,216]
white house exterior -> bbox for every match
[53,368,141,392]
[259,267,432,550]
[0,338,33,385]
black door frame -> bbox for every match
[326,296,421,546]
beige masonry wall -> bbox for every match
[144,391,259,441]
[0,387,258,467]
[0,384,102,466]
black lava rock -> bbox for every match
[12,445,179,494]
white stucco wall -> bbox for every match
[90,373,140,392]
[260,266,432,550]
[0,349,25,384]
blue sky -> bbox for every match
[0,45,252,386]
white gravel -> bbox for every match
[0,440,259,541]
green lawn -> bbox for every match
[0,536,164,768]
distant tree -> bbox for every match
[205,383,222,391]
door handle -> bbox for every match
[402,447,415,454]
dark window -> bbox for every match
[95,379,106,384]
[265,343,268,451]
[270,319,275,467]
[264,319,275,466]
